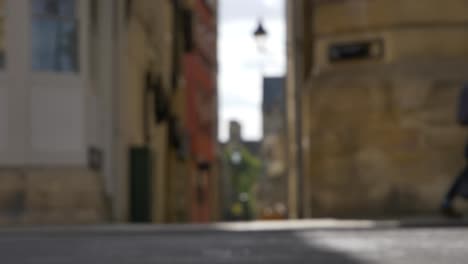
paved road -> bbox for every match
[0,222,467,263]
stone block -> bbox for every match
[315,0,468,35]
[306,77,467,217]
[0,170,26,223]
[0,168,107,225]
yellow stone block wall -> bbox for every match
[0,169,107,225]
[120,0,173,223]
[315,0,468,35]
[302,0,468,217]
[120,0,190,223]
[307,76,466,217]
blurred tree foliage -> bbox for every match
[223,146,261,220]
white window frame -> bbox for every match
[27,0,90,165]
[29,0,88,82]
[0,0,90,166]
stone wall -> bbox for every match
[121,0,178,223]
[0,168,107,225]
[314,0,468,34]
[302,0,468,218]
[307,76,467,217]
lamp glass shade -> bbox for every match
[253,21,268,52]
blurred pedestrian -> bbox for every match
[441,142,468,218]
[441,84,468,218]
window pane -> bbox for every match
[33,0,75,18]
[32,17,78,72]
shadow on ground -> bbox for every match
[0,229,367,264]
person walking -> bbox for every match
[441,143,468,217]
[441,84,468,218]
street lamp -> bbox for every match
[253,20,268,53]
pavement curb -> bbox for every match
[0,218,468,234]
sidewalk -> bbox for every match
[0,218,467,234]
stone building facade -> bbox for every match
[183,0,218,223]
[0,0,218,225]
[258,77,288,219]
[0,0,109,224]
[287,0,468,218]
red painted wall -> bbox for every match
[184,0,217,223]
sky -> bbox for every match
[218,0,286,142]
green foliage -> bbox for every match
[223,145,261,194]
[223,145,262,220]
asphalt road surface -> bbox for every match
[1,222,467,264]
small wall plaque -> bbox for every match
[329,39,383,62]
